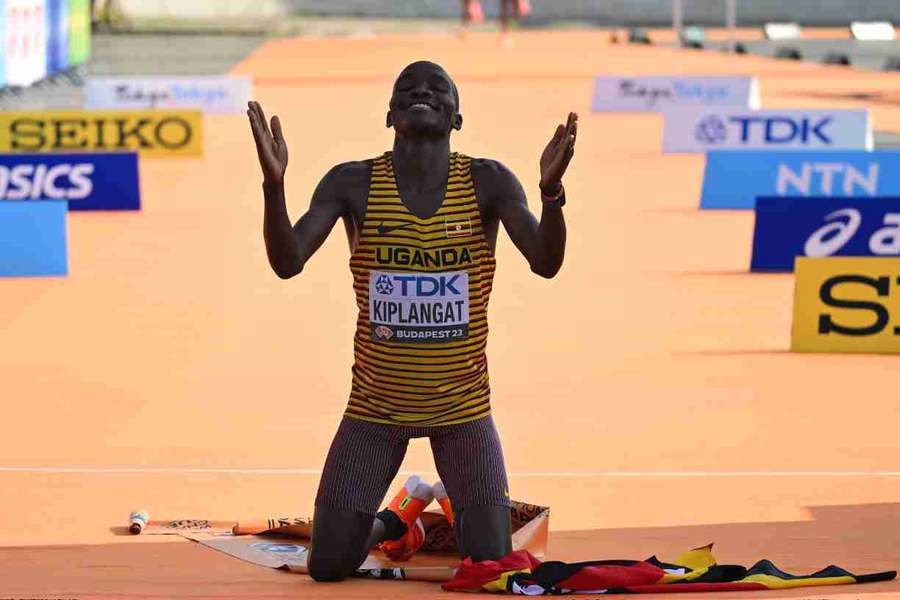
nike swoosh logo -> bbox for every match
[377,221,416,236]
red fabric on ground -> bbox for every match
[558,561,665,590]
[442,550,541,592]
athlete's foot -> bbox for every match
[433,480,455,527]
[377,475,434,561]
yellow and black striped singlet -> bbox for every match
[346,151,496,426]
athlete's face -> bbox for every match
[387,62,462,137]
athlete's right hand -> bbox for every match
[247,101,288,184]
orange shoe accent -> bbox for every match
[433,480,454,527]
[378,475,433,562]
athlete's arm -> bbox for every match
[474,112,577,279]
[248,101,348,279]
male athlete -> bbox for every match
[247,60,576,582]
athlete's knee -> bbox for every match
[307,505,375,581]
[307,553,353,582]
[456,504,512,561]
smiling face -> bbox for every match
[387,61,462,138]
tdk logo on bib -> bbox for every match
[663,109,872,153]
[0,153,140,211]
[701,151,900,209]
[369,270,469,344]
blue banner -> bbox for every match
[0,200,67,276]
[0,152,140,211]
[751,196,900,272]
[701,150,900,209]
[46,0,69,75]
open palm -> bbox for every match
[247,100,289,184]
[540,112,577,195]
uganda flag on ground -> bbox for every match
[443,544,896,594]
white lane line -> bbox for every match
[0,467,898,476]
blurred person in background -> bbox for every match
[461,0,485,36]
[500,0,530,45]
[461,0,531,44]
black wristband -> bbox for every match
[542,190,566,208]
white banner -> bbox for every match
[5,0,47,87]
[850,21,895,41]
[763,22,802,40]
[592,76,759,112]
[85,75,254,114]
[663,108,872,153]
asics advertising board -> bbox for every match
[0,152,140,210]
[663,109,872,153]
[792,256,900,354]
[751,196,900,272]
[0,110,203,157]
[701,150,899,209]
[85,75,253,114]
[592,76,759,112]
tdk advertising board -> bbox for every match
[0,152,140,211]
[663,109,872,153]
[592,76,759,112]
[751,196,900,272]
[701,150,898,209]
[85,75,253,114]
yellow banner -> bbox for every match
[792,256,900,354]
[0,110,203,157]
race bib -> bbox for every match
[369,270,469,344]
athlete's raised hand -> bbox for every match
[247,100,289,184]
[539,112,577,196]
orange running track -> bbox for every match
[0,29,898,599]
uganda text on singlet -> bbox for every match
[347,152,496,426]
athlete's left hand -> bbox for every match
[539,112,577,196]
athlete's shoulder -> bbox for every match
[321,159,374,186]
[468,157,523,197]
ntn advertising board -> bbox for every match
[701,150,900,209]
